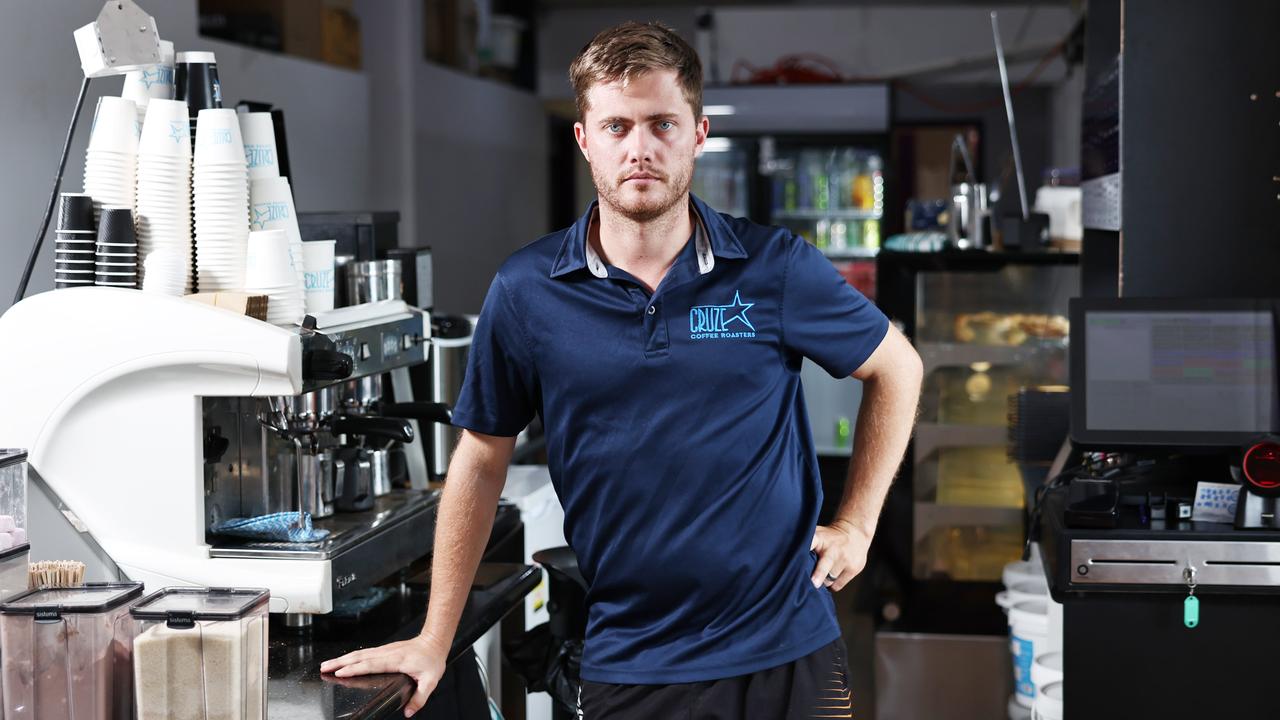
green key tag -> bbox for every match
[1184,595,1200,629]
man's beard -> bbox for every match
[592,159,694,223]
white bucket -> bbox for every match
[1045,596,1064,652]
[1008,694,1033,720]
[1032,651,1063,705]
[1033,681,1063,720]
[1009,599,1049,708]
[1002,556,1042,589]
[996,577,1049,613]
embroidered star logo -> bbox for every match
[723,290,755,331]
[689,290,759,339]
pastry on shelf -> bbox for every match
[953,312,1068,345]
[1017,313,1070,339]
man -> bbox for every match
[321,21,922,719]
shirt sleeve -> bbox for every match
[450,272,539,437]
[782,237,890,378]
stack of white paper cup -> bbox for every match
[141,248,187,296]
[301,240,336,313]
[121,39,175,126]
[135,98,193,293]
[82,96,140,225]
[248,176,305,323]
[243,230,305,325]
[238,112,281,180]
[193,108,249,291]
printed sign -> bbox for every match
[1192,482,1240,523]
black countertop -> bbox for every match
[267,563,541,719]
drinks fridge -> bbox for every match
[691,85,892,459]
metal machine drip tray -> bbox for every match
[209,489,440,560]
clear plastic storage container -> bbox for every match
[0,582,144,720]
[129,587,269,720]
[0,450,29,551]
[0,547,29,606]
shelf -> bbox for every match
[913,502,1024,543]
[773,208,883,221]
[915,341,1066,374]
[913,423,1007,462]
[821,247,879,260]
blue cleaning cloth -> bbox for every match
[330,585,394,618]
[211,511,330,543]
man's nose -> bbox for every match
[625,127,655,164]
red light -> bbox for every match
[1243,442,1280,492]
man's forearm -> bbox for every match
[833,369,921,539]
[418,436,510,651]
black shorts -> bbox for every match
[578,638,853,720]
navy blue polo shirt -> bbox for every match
[451,194,889,684]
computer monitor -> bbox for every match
[1069,297,1279,448]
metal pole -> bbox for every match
[991,11,1030,220]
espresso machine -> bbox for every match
[0,288,448,621]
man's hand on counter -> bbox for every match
[320,632,450,717]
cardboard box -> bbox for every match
[321,7,361,70]
[185,292,269,321]
[423,0,476,71]
[200,0,359,69]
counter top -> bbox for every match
[267,563,541,719]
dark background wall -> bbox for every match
[1117,0,1280,298]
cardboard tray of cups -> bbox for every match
[185,293,269,321]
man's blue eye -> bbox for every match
[608,124,624,133]
[658,121,674,131]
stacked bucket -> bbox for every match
[998,546,1063,720]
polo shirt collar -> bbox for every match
[549,194,748,280]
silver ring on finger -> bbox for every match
[825,572,839,584]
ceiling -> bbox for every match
[537,0,1075,8]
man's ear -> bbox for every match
[574,122,590,163]
[693,116,710,158]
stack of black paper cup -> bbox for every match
[174,51,222,149]
[54,193,96,289]
[95,206,139,289]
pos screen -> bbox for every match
[1069,298,1279,447]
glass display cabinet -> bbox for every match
[875,250,1079,633]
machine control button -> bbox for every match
[302,349,354,382]
[382,333,400,359]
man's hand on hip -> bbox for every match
[321,632,449,717]
[810,519,872,592]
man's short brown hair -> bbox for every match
[569,21,703,122]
